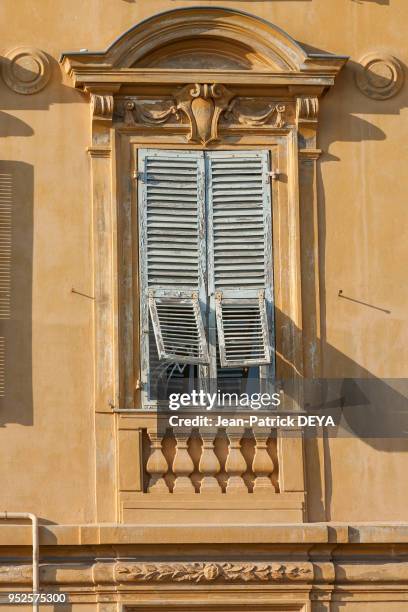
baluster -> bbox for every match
[225,428,247,493]
[172,429,195,494]
[252,429,275,493]
[199,429,221,494]
[146,429,169,493]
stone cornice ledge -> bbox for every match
[1,523,408,546]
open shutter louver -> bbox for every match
[207,151,273,368]
[149,294,209,364]
[139,150,208,364]
[215,291,271,367]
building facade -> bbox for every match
[0,1,407,610]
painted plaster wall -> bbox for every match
[0,0,406,523]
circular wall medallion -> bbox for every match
[355,53,404,100]
[2,47,50,94]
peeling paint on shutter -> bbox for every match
[139,150,208,366]
[149,293,209,364]
[207,151,274,368]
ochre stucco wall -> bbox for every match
[0,0,407,525]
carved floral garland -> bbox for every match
[116,561,312,583]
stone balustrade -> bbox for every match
[146,426,278,494]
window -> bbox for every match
[139,149,275,407]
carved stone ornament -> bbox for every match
[1,47,50,94]
[122,99,180,127]
[115,561,313,583]
[223,99,286,128]
[355,53,404,100]
[122,83,234,144]
[296,96,319,122]
[120,90,288,139]
[91,94,114,121]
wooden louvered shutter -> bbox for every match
[207,150,274,368]
[139,150,209,364]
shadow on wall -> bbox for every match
[298,49,407,158]
[351,0,389,4]
[0,49,86,428]
[315,54,408,434]
[297,51,406,520]
[0,52,86,112]
[0,162,33,427]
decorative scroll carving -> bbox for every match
[355,53,404,100]
[296,97,319,122]
[91,94,114,121]
[224,99,286,127]
[119,94,289,135]
[115,561,313,583]
[1,47,50,94]
[119,84,234,144]
[123,99,180,126]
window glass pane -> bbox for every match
[216,339,260,398]
[148,326,198,401]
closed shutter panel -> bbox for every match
[139,150,209,364]
[207,151,273,368]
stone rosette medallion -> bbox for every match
[1,46,50,94]
[355,52,404,100]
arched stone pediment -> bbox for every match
[109,7,303,71]
[60,7,347,91]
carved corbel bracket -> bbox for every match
[88,90,120,147]
[296,96,319,123]
[91,94,114,123]
[296,96,319,149]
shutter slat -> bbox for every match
[140,150,208,366]
[207,151,273,368]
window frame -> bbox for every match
[138,148,275,409]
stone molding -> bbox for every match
[3,559,408,587]
[1,522,408,546]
